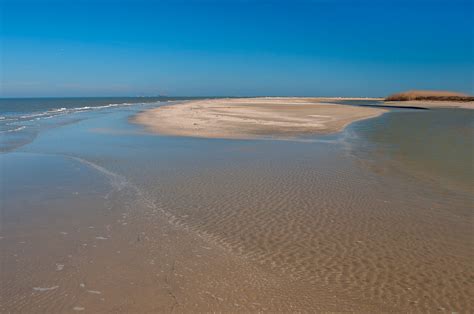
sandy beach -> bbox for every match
[133,98,386,140]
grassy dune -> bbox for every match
[386,90,474,102]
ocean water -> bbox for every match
[0,98,472,312]
[0,97,208,151]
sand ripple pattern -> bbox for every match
[2,141,472,311]
[132,142,473,312]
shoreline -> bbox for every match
[383,100,474,109]
[132,97,387,140]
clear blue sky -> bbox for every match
[1,0,472,97]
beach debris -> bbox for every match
[204,291,224,302]
[80,283,85,288]
[33,286,59,292]
[73,306,85,311]
[87,290,102,295]
[56,264,64,271]
[95,236,107,240]
[60,232,68,235]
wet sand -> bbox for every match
[133,97,386,139]
[0,153,387,312]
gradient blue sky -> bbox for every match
[1,0,472,97]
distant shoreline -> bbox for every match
[383,100,474,109]
[386,96,474,102]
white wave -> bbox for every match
[17,101,158,122]
[0,126,26,133]
[0,117,17,122]
[75,106,91,110]
[21,112,53,119]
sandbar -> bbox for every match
[133,97,386,140]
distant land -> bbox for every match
[385,90,474,102]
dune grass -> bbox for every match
[386,90,473,102]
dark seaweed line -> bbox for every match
[359,104,429,110]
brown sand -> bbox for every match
[0,154,389,312]
[133,97,386,140]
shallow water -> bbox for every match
[0,99,472,312]
[348,108,474,194]
[0,97,206,151]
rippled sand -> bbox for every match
[138,142,472,312]
[0,153,385,312]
